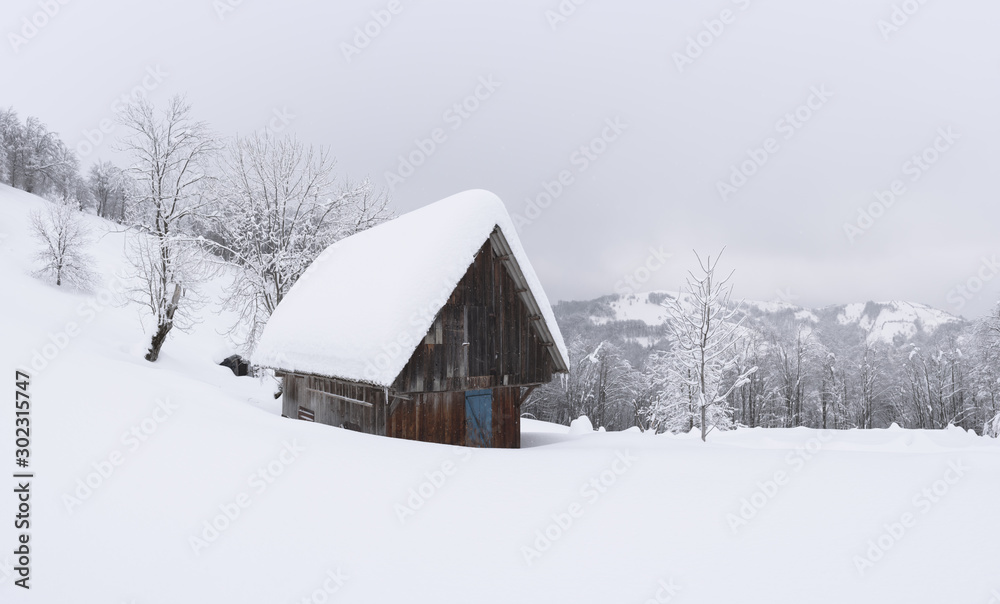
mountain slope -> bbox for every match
[0,186,997,603]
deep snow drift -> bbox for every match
[1,185,998,603]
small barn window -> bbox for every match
[298,406,316,422]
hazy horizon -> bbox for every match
[5,0,999,318]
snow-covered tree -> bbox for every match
[210,132,391,351]
[88,160,130,221]
[771,326,829,427]
[731,331,774,428]
[972,303,1000,436]
[646,347,699,434]
[0,109,80,199]
[646,251,757,441]
[29,203,95,289]
[117,95,221,362]
[819,351,848,429]
[0,108,15,184]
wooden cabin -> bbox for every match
[253,190,569,448]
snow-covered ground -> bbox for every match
[1,185,998,603]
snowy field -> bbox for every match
[1,184,999,603]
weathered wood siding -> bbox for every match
[393,241,555,393]
[281,373,387,435]
[387,391,465,445]
[492,386,521,449]
[386,386,521,448]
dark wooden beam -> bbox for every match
[518,385,539,407]
[306,387,373,408]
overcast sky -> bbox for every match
[5,0,999,317]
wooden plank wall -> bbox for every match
[281,373,386,436]
[387,391,465,445]
[393,241,554,393]
[491,386,520,449]
[386,386,522,448]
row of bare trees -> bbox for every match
[11,97,392,363]
[725,318,1000,434]
[0,108,84,204]
[1,108,134,220]
[526,257,1000,437]
[117,96,392,361]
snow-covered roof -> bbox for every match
[253,189,569,387]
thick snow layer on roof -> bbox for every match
[253,189,569,386]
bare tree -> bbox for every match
[819,352,846,430]
[732,331,773,428]
[29,203,96,289]
[88,160,130,221]
[0,107,15,184]
[117,95,220,362]
[210,132,391,351]
[974,303,1000,436]
[646,251,757,441]
[0,109,79,198]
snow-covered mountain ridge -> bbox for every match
[569,291,965,347]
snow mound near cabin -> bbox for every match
[253,189,568,386]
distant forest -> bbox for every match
[526,293,1000,436]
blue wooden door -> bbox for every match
[465,389,493,447]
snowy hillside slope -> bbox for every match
[585,291,964,347]
[1,186,998,603]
